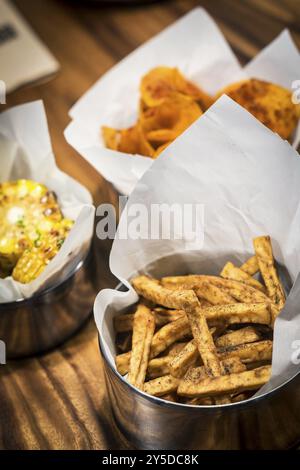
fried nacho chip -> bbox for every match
[220,261,266,292]
[102,124,155,158]
[178,365,271,398]
[140,94,202,146]
[253,236,285,310]
[140,66,212,110]
[127,304,155,389]
[216,79,300,140]
[153,141,171,158]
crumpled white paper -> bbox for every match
[65,7,300,195]
[0,101,95,302]
[94,95,300,401]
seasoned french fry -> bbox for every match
[253,236,285,310]
[219,340,273,364]
[150,316,191,358]
[203,303,272,326]
[221,357,247,374]
[194,281,236,305]
[132,276,222,377]
[220,261,266,292]
[169,325,217,378]
[117,346,187,378]
[154,308,186,325]
[116,351,131,375]
[164,342,188,357]
[117,332,272,377]
[216,326,261,348]
[240,256,259,276]
[178,365,271,398]
[147,356,171,379]
[183,291,223,377]
[161,275,270,304]
[132,275,193,310]
[128,305,155,389]
[115,308,185,333]
[116,235,282,405]
[182,357,246,405]
[183,357,246,384]
[169,340,198,378]
[143,375,180,397]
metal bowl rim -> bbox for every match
[98,281,300,411]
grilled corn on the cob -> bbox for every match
[12,219,73,283]
[0,179,73,283]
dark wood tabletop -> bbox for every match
[0,0,299,450]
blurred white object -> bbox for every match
[0,0,59,93]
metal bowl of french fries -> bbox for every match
[99,236,300,449]
[0,179,98,358]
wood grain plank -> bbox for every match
[0,0,299,450]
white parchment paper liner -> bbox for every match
[94,96,300,400]
[0,101,95,302]
[65,7,300,195]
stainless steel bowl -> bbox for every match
[0,238,99,359]
[100,339,300,450]
[97,251,300,450]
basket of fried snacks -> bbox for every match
[0,101,96,357]
[65,7,300,195]
[94,96,300,450]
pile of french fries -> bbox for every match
[114,236,286,405]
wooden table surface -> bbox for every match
[0,0,300,450]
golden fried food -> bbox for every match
[253,235,285,310]
[140,94,202,142]
[102,66,209,158]
[220,261,266,292]
[102,124,155,157]
[240,255,259,276]
[114,235,285,405]
[215,326,261,348]
[140,66,213,110]
[216,78,300,140]
[0,179,73,283]
[178,365,271,398]
[150,316,191,358]
[127,304,155,389]
[143,374,179,397]
[219,340,273,364]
